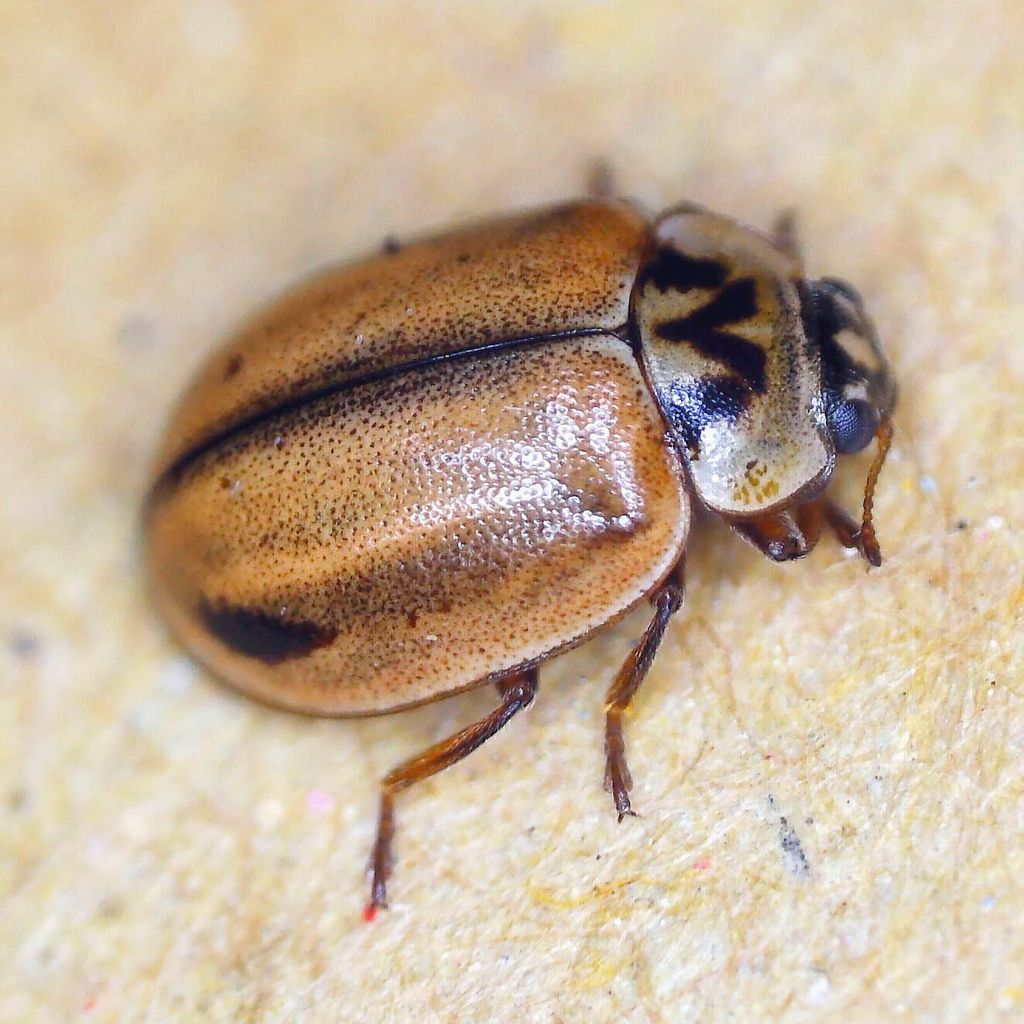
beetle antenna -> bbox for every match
[856,417,893,568]
[772,208,802,267]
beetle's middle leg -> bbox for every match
[603,563,685,821]
[368,667,538,911]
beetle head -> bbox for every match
[801,277,897,456]
[634,205,898,566]
[798,275,897,565]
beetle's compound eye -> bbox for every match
[802,276,897,457]
[827,397,880,454]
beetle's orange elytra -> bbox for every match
[146,197,897,909]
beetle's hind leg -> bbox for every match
[603,564,685,821]
[367,668,538,911]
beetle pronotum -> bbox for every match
[145,197,896,910]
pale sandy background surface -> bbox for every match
[2,2,1023,1021]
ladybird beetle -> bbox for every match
[145,197,897,910]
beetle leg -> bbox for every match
[818,496,884,566]
[820,499,861,549]
[731,508,821,562]
[741,496,884,567]
[792,499,827,550]
[603,565,685,822]
[815,417,895,568]
[803,495,874,555]
[793,489,888,568]
[367,668,538,911]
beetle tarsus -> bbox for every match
[604,712,637,820]
[602,569,685,821]
[368,791,396,911]
[366,668,538,909]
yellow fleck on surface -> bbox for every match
[2,2,1022,1022]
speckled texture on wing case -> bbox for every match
[154,200,648,478]
[147,335,689,715]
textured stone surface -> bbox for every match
[2,2,1022,1021]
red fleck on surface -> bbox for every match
[693,856,711,871]
[83,997,98,1012]
[305,788,336,815]
[362,903,378,923]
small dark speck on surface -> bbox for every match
[956,519,969,530]
[9,629,41,659]
[8,788,28,813]
[97,895,124,920]
[779,815,811,878]
[118,313,159,351]
[769,795,810,878]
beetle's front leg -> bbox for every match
[731,507,823,562]
[603,563,685,821]
[818,499,860,550]
[818,497,884,566]
[739,488,888,568]
[368,668,538,911]
[736,498,884,567]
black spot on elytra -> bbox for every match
[661,376,752,454]
[637,245,727,293]
[654,278,766,394]
[197,597,337,664]
[223,353,244,380]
